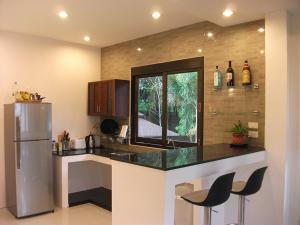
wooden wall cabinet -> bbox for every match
[88,79,129,118]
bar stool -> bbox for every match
[231,167,268,225]
[181,172,235,225]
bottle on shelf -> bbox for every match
[226,60,234,87]
[12,81,19,97]
[213,65,223,89]
[242,60,251,86]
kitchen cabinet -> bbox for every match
[88,79,129,118]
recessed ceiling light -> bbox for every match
[207,32,213,37]
[260,49,265,54]
[58,11,68,19]
[223,9,234,17]
[152,11,161,20]
[137,47,143,52]
[84,36,90,41]
[197,49,203,53]
[258,27,265,33]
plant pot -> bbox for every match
[232,134,246,145]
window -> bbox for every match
[131,57,204,148]
[138,76,163,140]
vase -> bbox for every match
[232,134,246,145]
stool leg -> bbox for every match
[204,207,212,225]
[238,196,246,225]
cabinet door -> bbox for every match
[99,81,108,115]
[88,80,128,117]
[88,82,97,115]
[107,80,115,116]
[115,80,129,118]
[94,82,102,115]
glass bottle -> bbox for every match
[214,66,223,89]
[242,60,251,86]
[226,61,234,87]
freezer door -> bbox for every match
[15,140,54,217]
[14,103,52,141]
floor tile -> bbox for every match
[0,204,112,225]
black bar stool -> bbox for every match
[181,172,235,225]
[230,167,267,225]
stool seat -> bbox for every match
[231,167,267,196]
[231,181,246,193]
[230,167,267,225]
[181,189,209,205]
[181,172,235,225]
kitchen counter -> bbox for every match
[53,144,266,225]
[111,145,266,225]
[53,144,265,171]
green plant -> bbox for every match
[227,120,248,136]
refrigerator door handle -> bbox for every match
[16,142,21,170]
[15,116,21,141]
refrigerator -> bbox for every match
[4,103,54,218]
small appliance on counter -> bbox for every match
[100,119,119,135]
[72,138,86,149]
[85,134,95,150]
[100,119,119,143]
[117,125,129,144]
[94,135,101,147]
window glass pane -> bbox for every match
[167,72,198,143]
[138,76,163,139]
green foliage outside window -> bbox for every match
[138,72,197,141]
[168,72,197,140]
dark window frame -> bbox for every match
[131,57,204,149]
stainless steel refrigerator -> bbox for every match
[4,103,54,218]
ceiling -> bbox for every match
[0,0,299,48]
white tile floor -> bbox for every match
[0,204,112,225]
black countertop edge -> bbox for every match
[111,147,265,171]
[52,144,265,171]
[52,147,131,158]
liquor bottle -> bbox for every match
[213,66,223,89]
[226,61,234,87]
[242,60,251,85]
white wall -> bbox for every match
[284,11,300,225]
[0,32,101,208]
[69,161,112,193]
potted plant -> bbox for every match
[227,120,248,146]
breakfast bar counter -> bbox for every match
[53,144,266,225]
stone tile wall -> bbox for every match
[101,20,265,146]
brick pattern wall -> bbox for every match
[101,20,265,147]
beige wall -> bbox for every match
[101,20,265,147]
[0,32,101,208]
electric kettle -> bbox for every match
[85,134,95,149]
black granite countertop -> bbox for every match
[53,144,265,171]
